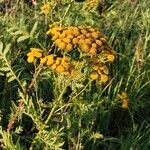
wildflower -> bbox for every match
[100,75,109,83]
[52,33,60,41]
[96,40,103,46]
[100,65,109,74]
[65,43,73,52]
[51,64,57,70]
[118,92,129,109]
[72,38,79,44]
[90,72,99,80]
[63,38,71,44]
[81,29,88,35]
[40,57,47,64]
[92,43,98,48]
[63,71,70,75]
[55,59,61,65]
[85,38,92,45]
[100,38,107,44]
[122,100,129,109]
[84,0,100,10]
[91,32,99,39]
[89,47,97,55]
[92,65,99,70]
[66,35,74,39]
[47,55,55,66]
[56,65,65,73]
[80,43,90,53]
[62,56,71,62]
[72,28,80,36]
[58,41,67,49]
[27,53,34,63]
[41,3,51,15]
[61,62,70,69]
[27,48,43,63]
[55,39,62,45]
[107,54,115,62]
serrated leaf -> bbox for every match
[6,72,13,78]
[7,76,16,83]
[3,43,11,55]
[0,67,10,72]
[0,41,3,52]
[17,35,29,43]
[30,21,38,37]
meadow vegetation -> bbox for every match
[0,0,150,149]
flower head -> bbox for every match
[41,3,51,15]
[27,48,43,63]
[118,92,129,109]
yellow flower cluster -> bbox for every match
[40,55,75,75]
[47,26,116,62]
[118,92,129,109]
[89,57,109,83]
[27,48,43,63]
[84,0,100,10]
[41,2,51,15]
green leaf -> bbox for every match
[6,72,13,78]
[0,41,3,52]
[3,43,11,55]
[17,35,30,43]
[0,67,10,72]
[11,30,23,36]
[30,21,38,37]
[7,76,16,83]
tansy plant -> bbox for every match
[27,25,116,84]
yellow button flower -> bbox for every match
[63,38,71,44]
[72,38,79,45]
[85,38,92,45]
[27,48,43,63]
[107,54,115,62]
[47,55,55,66]
[91,32,99,39]
[118,92,129,109]
[90,72,99,80]
[80,43,90,53]
[58,41,67,49]
[55,59,61,65]
[51,64,57,70]
[40,57,47,64]
[27,55,35,63]
[96,40,103,46]
[65,43,73,52]
[62,56,71,62]
[41,3,51,15]
[100,75,109,83]
[122,100,129,109]
[62,63,69,70]
[56,65,65,73]
[89,47,97,55]
[92,65,99,71]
